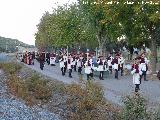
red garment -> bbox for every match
[132,64,139,73]
[112,58,118,65]
[140,58,145,64]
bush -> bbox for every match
[7,72,53,105]
[7,74,28,99]
[153,108,160,120]
[26,74,41,91]
[0,62,22,74]
[66,80,111,120]
[34,79,52,100]
[121,93,149,120]
[25,74,52,101]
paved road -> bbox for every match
[23,60,160,108]
[0,53,159,108]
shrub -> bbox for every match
[26,74,41,91]
[153,107,160,120]
[25,74,52,101]
[7,74,28,99]
[0,62,22,74]
[66,80,107,120]
[122,93,149,120]
[34,79,52,100]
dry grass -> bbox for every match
[65,80,120,120]
[0,62,22,74]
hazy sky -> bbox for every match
[0,0,77,45]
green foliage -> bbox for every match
[66,80,107,120]
[25,74,52,100]
[122,93,149,120]
[7,71,52,105]
[154,108,160,120]
[0,63,22,74]
[7,74,28,99]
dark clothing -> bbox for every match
[157,70,160,80]
[140,71,147,82]
[99,71,104,80]
[135,84,140,92]
[69,69,72,78]
[61,67,65,76]
[119,64,123,76]
[78,67,82,74]
[115,69,118,79]
[87,73,93,80]
[109,66,112,74]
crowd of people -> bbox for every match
[17,49,159,92]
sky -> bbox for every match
[0,0,77,45]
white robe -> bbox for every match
[132,73,140,84]
[50,57,56,65]
[59,59,64,68]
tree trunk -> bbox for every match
[99,44,103,56]
[150,38,157,74]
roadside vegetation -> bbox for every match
[0,62,160,120]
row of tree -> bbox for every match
[35,0,160,73]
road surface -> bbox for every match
[23,60,160,108]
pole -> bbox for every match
[67,46,69,64]
[96,47,97,59]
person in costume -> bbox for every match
[107,53,113,74]
[84,55,93,80]
[97,56,105,80]
[68,55,73,78]
[118,53,125,76]
[112,53,119,79]
[59,56,65,76]
[139,53,149,82]
[131,57,142,92]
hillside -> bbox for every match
[0,36,34,52]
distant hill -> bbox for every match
[0,36,35,52]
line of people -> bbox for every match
[17,51,35,65]
[58,52,126,80]
[19,50,151,93]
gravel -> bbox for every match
[0,70,60,120]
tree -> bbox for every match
[78,0,122,55]
[115,0,160,74]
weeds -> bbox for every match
[65,80,119,120]
[2,63,160,120]
[7,73,53,105]
[0,62,22,74]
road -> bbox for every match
[23,60,160,108]
[0,53,160,108]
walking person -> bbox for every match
[131,58,142,92]
[97,56,104,80]
[59,56,65,76]
[77,56,83,74]
[107,53,113,74]
[63,54,67,75]
[71,55,77,72]
[46,52,50,65]
[39,52,45,70]
[112,53,119,79]
[68,55,72,78]
[118,53,125,76]
[84,55,93,80]
[139,53,149,82]
[50,53,56,66]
